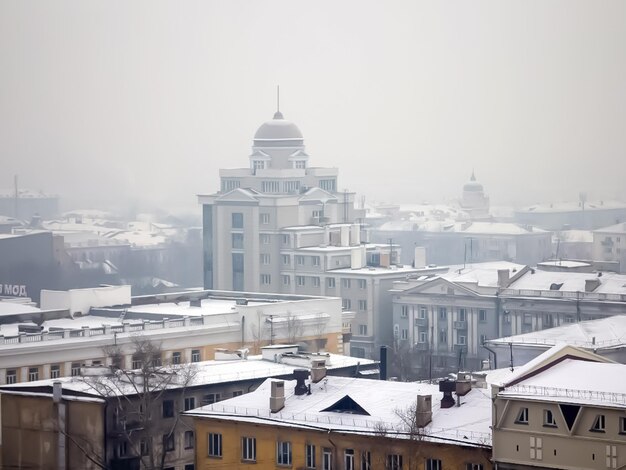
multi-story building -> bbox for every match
[391,261,626,378]
[1,346,376,470]
[491,344,626,470]
[198,110,423,359]
[514,200,626,231]
[593,222,626,273]
[460,171,490,219]
[0,286,348,384]
[188,371,493,470]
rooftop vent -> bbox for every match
[293,369,309,396]
[439,380,456,408]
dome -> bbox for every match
[253,112,304,145]
[463,171,484,192]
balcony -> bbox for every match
[415,318,428,327]
[453,321,467,330]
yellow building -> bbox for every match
[188,370,493,470]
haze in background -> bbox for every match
[1,0,625,211]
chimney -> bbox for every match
[293,369,309,396]
[379,346,389,381]
[497,269,510,288]
[53,381,62,404]
[455,374,471,397]
[415,395,432,427]
[439,380,456,408]
[311,359,327,383]
[190,298,202,307]
[585,278,601,292]
[270,381,285,413]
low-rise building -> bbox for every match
[187,373,493,470]
[491,345,626,470]
[593,222,626,273]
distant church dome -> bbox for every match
[253,111,304,146]
[463,171,484,192]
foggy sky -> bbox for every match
[1,1,625,212]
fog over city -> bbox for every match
[1,0,625,212]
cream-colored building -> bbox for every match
[492,345,626,470]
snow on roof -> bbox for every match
[126,298,270,317]
[507,269,626,295]
[460,222,546,235]
[487,315,626,349]
[0,302,41,316]
[594,222,626,234]
[536,260,591,269]
[330,265,421,275]
[441,262,526,288]
[499,359,626,408]
[188,376,492,446]
[518,201,626,214]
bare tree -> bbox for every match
[285,311,304,344]
[249,309,269,353]
[77,335,198,470]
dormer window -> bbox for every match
[590,414,605,432]
[294,160,306,169]
[515,407,529,425]
[253,160,265,170]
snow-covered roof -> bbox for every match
[594,222,626,234]
[487,315,626,350]
[506,269,626,295]
[441,262,526,288]
[517,200,626,214]
[0,302,41,316]
[330,265,421,276]
[126,298,270,318]
[187,376,492,446]
[460,222,546,235]
[499,359,626,408]
[553,230,593,243]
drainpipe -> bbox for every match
[482,342,498,369]
[53,381,66,470]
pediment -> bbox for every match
[403,277,477,297]
[216,188,260,203]
[289,149,309,158]
[299,187,337,203]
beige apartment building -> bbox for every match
[492,345,626,470]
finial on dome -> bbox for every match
[273,85,283,119]
[470,169,476,181]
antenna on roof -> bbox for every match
[274,85,283,119]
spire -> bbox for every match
[470,169,476,181]
[273,85,284,119]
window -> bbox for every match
[50,364,61,379]
[117,440,128,457]
[591,414,605,432]
[345,449,355,470]
[260,213,270,225]
[231,213,243,229]
[401,329,409,340]
[323,448,332,470]
[387,454,402,470]
[262,181,280,193]
[296,276,305,287]
[342,278,351,289]
[358,279,366,289]
[277,441,292,465]
[71,362,81,376]
[458,335,466,345]
[458,308,467,322]
[261,274,272,285]
[6,369,17,384]
[283,275,291,286]
[191,349,201,362]
[479,334,487,345]
[28,367,39,382]
[425,459,442,470]
[400,305,408,318]
[342,299,352,310]
[620,417,626,434]
[163,400,174,418]
[419,331,428,343]
[208,433,222,457]
[184,430,194,449]
[296,255,305,265]
[222,179,241,191]
[358,324,367,336]
[163,433,175,451]
[203,393,221,404]
[184,397,196,411]
[319,179,336,192]
[132,356,143,369]
[543,409,556,427]
[360,451,371,470]
[479,309,487,322]
[419,307,427,319]
[306,443,316,468]
[261,253,271,265]
[233,390,243,397]
[439,330,448,343]
[172,352,181,365]
[260,234,271,244]
[185,465,195,470]
[312,256,320,266]
[253,160,265,170]
[359,300,367,311]
[294,160,306,169]
[523,313,532,325]
[312,277,321,287]
[439,307,447,320]
[466,465,483,470]
[282,234,290,246]
[242,437,256,461]
[282,254,290,265]
[140,438,149,456]
[327,278,336,288]
[516,407,529,424]
[232,233,244,249]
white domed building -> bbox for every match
[460,171,490,219]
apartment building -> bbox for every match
[187,372,493,470]
[593,222,626,273]
[198,110,422,359]
[0,286,347,384]
[391,261,626,378]
[1,346,376,470]
[492,345,626,470]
